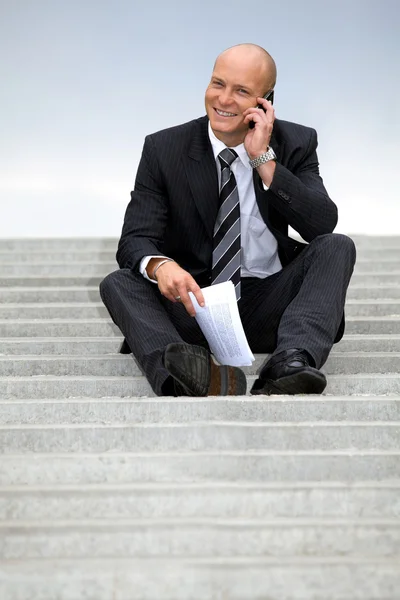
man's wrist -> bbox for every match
[146,257,172,280]
[152,258,175,280]
[248,146,270,161]
[249,146,276,168]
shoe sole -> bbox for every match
[252,370,327,396]
[164,343,247,397]
[209,360,247,396]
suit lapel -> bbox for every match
[183,117,219,239]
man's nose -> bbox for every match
[218,89,234,105]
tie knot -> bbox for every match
[218,148,238,168]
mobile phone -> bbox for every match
[249,90,274,129]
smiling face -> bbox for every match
[205,46,274,147]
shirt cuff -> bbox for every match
[140,255,168,283]
[262,182,269,191]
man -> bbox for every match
[100,43,356,397]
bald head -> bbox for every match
[214,44,277,90]
[205,43,276,146]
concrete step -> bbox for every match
[1,352,400,377]
[2,334,400,355]
[0,337,123,355]
[0,276,103,287]
[0,303,109,319]
[0,263,117,276]
[345,301,400,316]
[349,273,400,285]
[0,355,137,376]
[0,251,117,262]
[1,558,399,600]
[5,316,400,337]
[0,518,399,559]
[3,373,400,398]
[1,482,399,520]
[354,261,400,272]
[356,248,400,257]
[0,398,398,425]
[3,300,400,319]
[0,287,101,303]
[351,235,400,246]
[2,451,399,485]
[0,319,119,337]
[0,238,118,251]
[0,422,399,453]
[345,317,400,334]
[0,234,398,598]
[347,286,400,299]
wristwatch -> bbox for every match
[249,146,277,169]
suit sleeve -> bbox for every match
[116,135,168,270]
[266,128,338,242]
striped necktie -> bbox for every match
[211,147,241,301]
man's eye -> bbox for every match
[238,89,248,94]
[213,81,223,86]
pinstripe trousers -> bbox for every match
[100,233,356,396]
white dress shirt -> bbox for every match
[140,122,282,281]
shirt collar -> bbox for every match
[208,122,252,171]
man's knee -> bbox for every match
[99,268,138,303]
[312,233,356,262]
[99,270,117,303]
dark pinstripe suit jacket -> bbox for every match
[117,115,338,288]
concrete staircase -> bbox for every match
[0,236,399,600]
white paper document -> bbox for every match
[189,281,255,367]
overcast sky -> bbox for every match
[0,0,399,237]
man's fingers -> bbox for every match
[181,297,196,317]
[156,263,205,316]
[258,100,275,124]
[256,98,274,112]
[192,286,205,308]
[243,107,265,121]
[176,286,196,317]
[243,113,262,127]
[243,102,275,126]
[176,281,205,317]
[163,290,180,303]
[244,110,272,129]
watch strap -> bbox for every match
[249,147,276,169]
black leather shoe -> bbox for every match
[250,348,327,395]
[163,342,247,397]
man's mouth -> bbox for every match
[214,108,237,117]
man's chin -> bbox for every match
[210,120,245,140]
[210,118,237,133]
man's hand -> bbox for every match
[243,97,275,159]
[243,97,276,186]
[148,259,205,317]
